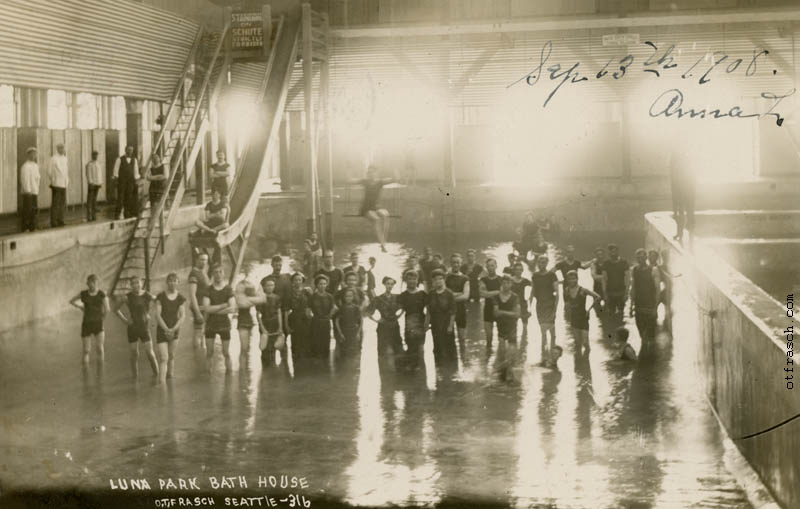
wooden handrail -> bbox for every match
[110,26,206,296]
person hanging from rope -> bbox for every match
[353,165,393,252]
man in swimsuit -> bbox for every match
[343,251,367,291]
[115,276,159,380]
[188,253,210,349]
[70,274,110,366]
[234,262,259,365]
[480,258,502,350]
[426,269,457,368]
[399,269,427,371]
[357,165,392,252]
[210,150,231,200]
[590,247,607,316]
[602,244,630,323]
[202,264,236,373]
[261,255,292,307]
[531,255,558,365]
[445,253,470,350]
[554,245,592,319]
[315,249,344,295]
[155,273,186,383]
[461,248,484,324]
[631,248,661,346]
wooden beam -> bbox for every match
[452,46,499,96]
[303,3,317,236]
[332,7,800,38]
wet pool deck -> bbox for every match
[0,235,758,508]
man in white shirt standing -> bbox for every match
[85,150,103,222]
[19,147,40,232]
[112,145,140,219]
[48,143,69,227]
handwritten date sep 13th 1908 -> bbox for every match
[507,40,793,126]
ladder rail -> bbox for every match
[147,23,230,235]
[143,27,205,176]
[111,25,230,296]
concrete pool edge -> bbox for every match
[645,210,798,509]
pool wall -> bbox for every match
[0,206,203,332]
[646,211,800,509]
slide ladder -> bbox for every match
[110,24,231,297]
[190,11,301,283]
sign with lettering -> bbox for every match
[231,10,263,51]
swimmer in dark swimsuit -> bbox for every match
[155,273,186,383]
[69,274,110,366]
[115,276,159,381]
[234,262,259,365]
[354,165,393,252]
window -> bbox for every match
[75,92,98,130]
[47,89,68,129]
[0,85,14,127]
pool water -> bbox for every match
[0,232,754,508]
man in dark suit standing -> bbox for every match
[112,145,141,219]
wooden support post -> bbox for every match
[262,5,272,59]
[143,237,151,291]
[302,3,317,236]
[196,134,207,204]
[321,12,334,249]
[621,101,631,182]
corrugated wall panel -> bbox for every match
[0,0,199,102]
[228,62,269,104]
[0,128,17,214]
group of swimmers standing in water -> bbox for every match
[69,211,674,383]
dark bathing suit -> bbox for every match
[427,289,457,365]
[531,271,558,325]
[81,289,106,337]
[127,291,154,343]
[481,275,501,323]
[399,289,426,366]
[494,293,520,341]
[445,272,469,329]
[189,268,210,327]
[258,294,282,334]
[156,292,185,343]
[370,293,403,356]
[205,284,234,341]
[309,291,335,359]
[359,179,385,217]
[565,287,590,331]
[237,281,257,331]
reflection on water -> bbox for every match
[0,233,752,507]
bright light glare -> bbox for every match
[332,79,445,172]
[223,97,260,159]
